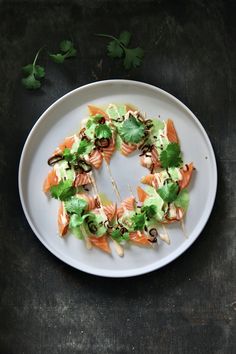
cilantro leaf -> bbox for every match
[49,40,76,64]
[69,214,85,228]
[95,124,112,139]
[63,148,77,164]
[65,197,88,215]
[119,31,131,46]
[21,49,45,90]
[96,32,144,70]
[131,213,145,231]
[119,115,145,143]
[111,229,129,243]
[174,189,189,211]
[50,180,76,201]
[157,182,179,203]
[123,47,144,70]
[77,140,93,156]
[107,40,123,58]
[160,143,183,168]
[141,205,157,219]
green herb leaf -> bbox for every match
[119,31,131,46]
[63,148,77,164]
[96,32,144,70]
[157,182,179,203]
[123,47,144,70]
[21,49,45,90]
[174,189,189,211]
[49,40,76,64]
[95,124,112,139]
[107,40,123,58]
[69,214,85,228]
[160,143,183,168]
[77,140,93,156]
[119,115,145,143]
[65,196,88,215]
[50,180,76,201]
[131,213,146,231]
[111,229,129,243]
[141,205,157,219]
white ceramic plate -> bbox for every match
[18,80,217,277]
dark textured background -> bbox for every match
[0,0,235,353]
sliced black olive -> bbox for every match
[47,154,64,166]
[75,160,92,173]
[95,138,110,148]
[120,227,128,235]
[99,117,106,124]
[139,144,152,156]
[88,221,97,234]
[149,228,158,237]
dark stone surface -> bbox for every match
[0,0,235,353]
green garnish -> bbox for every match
[119,115,145,143]
[50,180,76,201]
[160,143,183,168]
[96,31,144,70]
[157,182,179,203]
[95,124,112,139]
[65,197,88,215]
[77,140,93,156]
[49,40,77,64]
[131,213,146,231]
[22,49,45,89]
[111,229,129,244]
[174,189,189,211]
[69,214,86,228]
[141,205,157,219]
[63,148,77,164]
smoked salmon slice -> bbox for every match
[58,202,70,236]
[129,232,150,245]
[102,138,116,164]
[121,141,137,156]
[166,119,179,143]
[43,169,59,193]
[137,186,149,202]
[74,173,91,187]
[179,163,194,190]
[103,203,117,221]
[117,196,136,218]
[88,149,103,169]
[88,105,109,120]
[89,235,111,253]
[141,174,158,188]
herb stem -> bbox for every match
[95,33,126,50]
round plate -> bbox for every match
[18,80,217,277]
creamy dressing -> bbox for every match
[60,203,68,226]
[54,161,75,181]
[168,204,177,219]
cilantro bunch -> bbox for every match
[97,31,144,69]
[131,204,157,231]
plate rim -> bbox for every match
[18,79,218,278]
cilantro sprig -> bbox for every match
[49,40,77,64]
[22,49,45,89]
[119,115,145,144]
[157,181,179,203]
[160,143,183,168]
[95,124,112,139]
[96,31,144,69]
[131,213,146,231]
[111,229,129,244]
[50,180,76,201]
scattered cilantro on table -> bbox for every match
[21,49,45,89]
[96,31,144,69]
[119,115,145,143]
[49,40,77,64]
[160,143,183,168]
